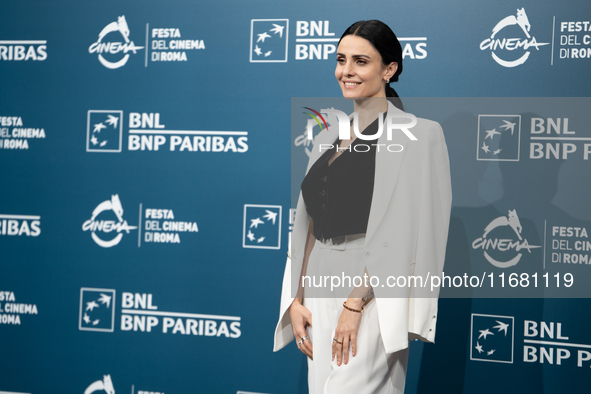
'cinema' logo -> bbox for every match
[472,209,540,268]
[89,15,144,69]
[479,7,549,67]
[82,194,137,248]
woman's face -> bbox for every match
[335,35,397,99]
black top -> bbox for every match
[301,114,384,241]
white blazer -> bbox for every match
[274,100,452,354]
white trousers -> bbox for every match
[303,235,409,394]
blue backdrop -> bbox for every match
[1,0,590,393]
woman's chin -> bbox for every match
[341,90,363,100]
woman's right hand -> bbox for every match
[289,298,313,359]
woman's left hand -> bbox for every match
[332,302,363,366]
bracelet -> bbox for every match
[343,302,363,313]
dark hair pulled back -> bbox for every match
[338,20,404,110]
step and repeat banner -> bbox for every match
[1,1,590,393]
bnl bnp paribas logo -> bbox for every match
[82,194,137,248]
[243,204,282,249]
[86,110,248,153]
[472,313,591,368]
[480,7,549,67]
[250,19,427,63]
[89,15,144,69]
[472,209,540,268]
[477,114,521,161]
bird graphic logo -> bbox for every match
[87,111,123,152]
[471,313,514,363]
[243,204,282,249]
[79,288,116,332]
[477,115,521,161]
[250,19,289,63]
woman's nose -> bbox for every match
[343,62,354,76]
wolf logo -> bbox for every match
[84,374,115,394]
[483,209,523,240]
[98,16,130,43]
[491,8,531,39]
[91,194,124,223]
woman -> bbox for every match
[274,20,452,393]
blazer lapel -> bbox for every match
[306,127,338,172]
[364,101,409,247]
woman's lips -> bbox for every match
[343,81,361,89]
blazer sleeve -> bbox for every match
[273,252,295,351]
[273,189,312,352]
[273,130,328,352]
[407,121,452,343]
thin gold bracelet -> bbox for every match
[343,302,363,314]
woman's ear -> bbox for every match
[385,62,398,80]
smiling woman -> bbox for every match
[274,19,452,394]
[336,35,395,99]
[335,20,404,106]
